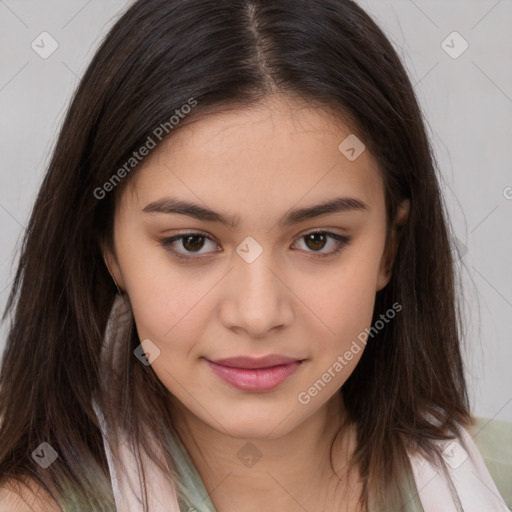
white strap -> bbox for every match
[93,397,180,512]
[93,295,181,512]
[408,423,509,511]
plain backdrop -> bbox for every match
[0,0,511,422]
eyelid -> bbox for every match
[292,230,351,258]
[159,228,351,261]
[160,229,221,261]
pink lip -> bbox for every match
[206,355,304,391]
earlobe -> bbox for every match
[376,199,410,292]
[101,246,127,294]
[395,199,410,228]
[376,255,393,292]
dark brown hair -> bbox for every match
[0,0,473,510]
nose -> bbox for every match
[218,248,294,338]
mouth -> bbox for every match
[206,355,305,392]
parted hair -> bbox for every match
[0,0,472,510]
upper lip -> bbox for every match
[209,355,303,369]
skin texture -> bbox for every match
[104,94,409,511]
[0,478,61,512]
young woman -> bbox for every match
[0,0,510,511]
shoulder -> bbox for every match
[468,416,512,510]
[0,477,61,512]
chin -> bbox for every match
[209,405,304,440]
[224,423,289,441]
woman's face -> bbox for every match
[105,95,403,439]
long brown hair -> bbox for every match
[0,0,473,510]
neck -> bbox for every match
[170,392,361,512]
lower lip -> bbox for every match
[206,360,303,391]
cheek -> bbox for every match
[127,276,211,359]
[128,290,208,401]
[293,291,375,409]
[298,245,382,339]
[115,231,210,342]
[295,242,383,387]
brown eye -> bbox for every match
[292,231,351,258]
[181,235,206,252]
[160,232,220,260]
[304,232,329,251]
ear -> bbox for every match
[101,241,127,294]
[376,199,410,292]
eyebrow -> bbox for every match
[142,196,369,229]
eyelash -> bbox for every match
[158,230,352,262]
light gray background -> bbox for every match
[0,0,511,422]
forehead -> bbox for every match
[124,95,385,221]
